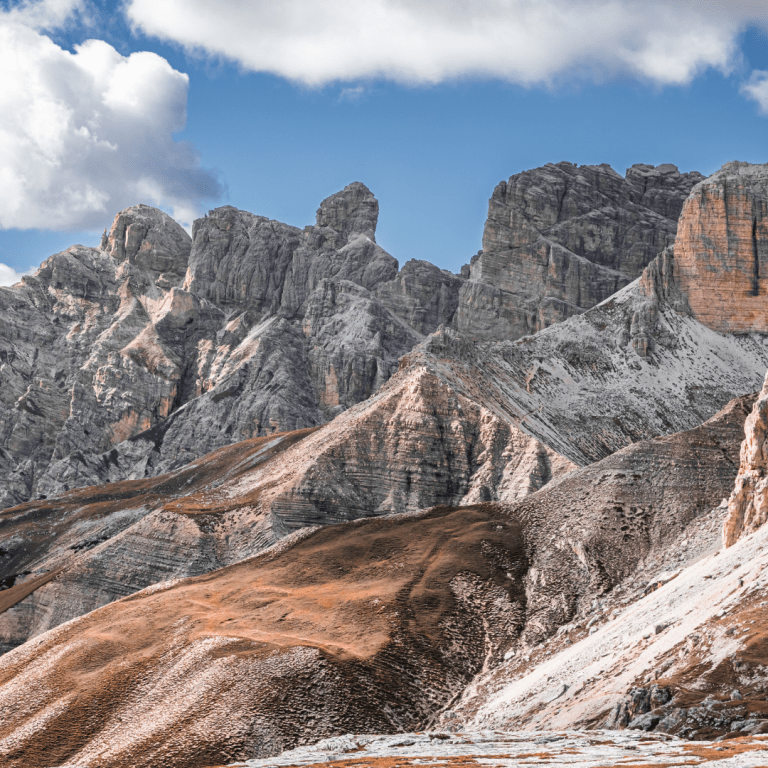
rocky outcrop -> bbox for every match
[723,370,768,546]
[375,259,464,336]
[673,161,768,334]
[0,185,467,508]
[453,162,704,340]
[183,184,398,316]
[414,282,768,468]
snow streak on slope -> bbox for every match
[414,278,768,466]
[453,506,768,733]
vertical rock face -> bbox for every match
[0,184,468,507]
[723,370,768,546]
[453,162,703,340]
[375,259,465,336]
[674,161,768,334]
[184,183,398,317]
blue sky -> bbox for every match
[1,0,768,283]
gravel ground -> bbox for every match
[226,730,768,768]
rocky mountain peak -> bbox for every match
[101,204,192,289]
[453,161,703,341]
[314,181,378,244]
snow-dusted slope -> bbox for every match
[449,503,768,738]
[411,263,768,466]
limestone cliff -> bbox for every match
[0,185,465,508]
[673,161,768,334]
[0,163,715,507]
[723,370,768,546]
[453,162,703,340]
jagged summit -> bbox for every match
[6,161,768,765]
[453,161,704,341]
[0,184,461,508]
[315,181,379,244]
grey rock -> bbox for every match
[0,184,467,507]
[375,259,464,336]
[453,162,704,341]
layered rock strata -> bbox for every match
[0,185,465,508]
[7,180,768,654]
[0,358,575,654]
[674,161,768,334]
[454,162,704,340]
[0,393,755,767]
[412,275,768,467]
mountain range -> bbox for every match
[1,159,768,768]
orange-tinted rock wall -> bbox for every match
[674,161,768,334]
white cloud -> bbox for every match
[4,0,83,30]
[0,0,222,231]
[124,0,768,88]
[742,69,768,115]
[0,263,30,286]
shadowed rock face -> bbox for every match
[674,161,768,334]
[454,162,704,340]
[0,184,467,508]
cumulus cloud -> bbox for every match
[0,263,31,286]
[742,69,768,115]
[4,0,84,30]
[0,0,222,231]
[124,0,766,87]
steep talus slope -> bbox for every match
[0,358,575,654]
[0,505,530,768]
[4,162,768,661]
[0,184,465,508]
[0,163,709,507]
[437,162,768,739]
[4,159,768,765]
[0,391,755,767]
[448,501,768,742]
[408,275,768,466]
[454,162,703,340]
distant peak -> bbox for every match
[316,182,378,243]
[103,204,191,278]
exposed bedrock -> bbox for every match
[674,161,768,334]
[453,162,704,340]
[0,184,467,507]
[0,357,575,654]
[0,393,756,767]
[723,369,768,546]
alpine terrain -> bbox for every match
[2,160,768,768]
